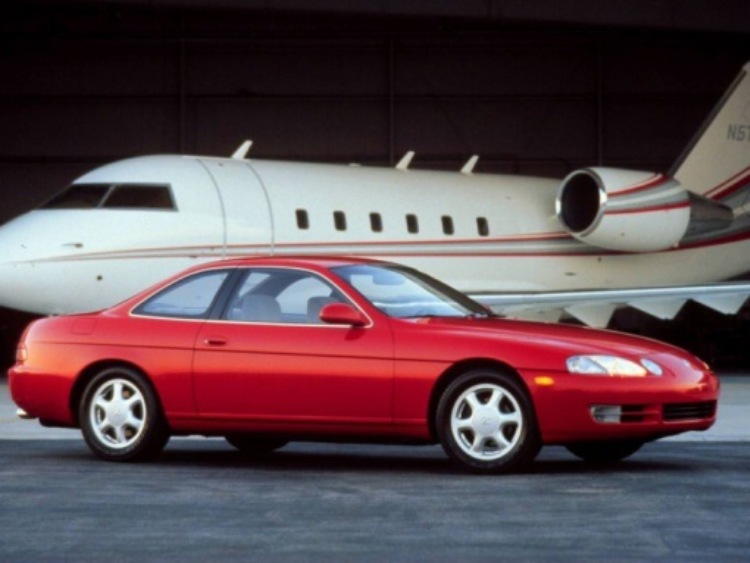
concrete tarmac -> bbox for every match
[1,439,749,560]
[1,375,749,561]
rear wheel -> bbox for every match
[225,434,288,456]
[79,367,169,462]
[436,369,540,474]
[566,440,644,463]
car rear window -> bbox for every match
[133,270,230,319]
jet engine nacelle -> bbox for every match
[555,167,732,253]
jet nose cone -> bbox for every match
[0,210,51,261]
[0,261,38,313]
[0,257,103,315]
[0,212,67,314]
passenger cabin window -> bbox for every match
[333,211,347,231]
[134,270,230,319]
[406,214,419,234]
[296,209,310,230]
[441,215,454,235]
[42,183,175,211]
[370,213,383,233]
[477,217,490,237]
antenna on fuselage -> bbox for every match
[461,155,479,175]
[395,151,415,171]
[231,140,253,160]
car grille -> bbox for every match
[663,401,717,421]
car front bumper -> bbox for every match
[524,365,720,444]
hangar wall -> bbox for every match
[0,4,749,368]
[2,6,748,222]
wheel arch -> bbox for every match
[69,360,165,427]
[426,358,534,441]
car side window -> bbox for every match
[134,270,231,319]
[223,268,345,324]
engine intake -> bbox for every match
[556,167,732,253]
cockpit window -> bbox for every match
[43,184,111,209]
[42,183,176,210]
[103,185,175,209]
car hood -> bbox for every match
[409,315,693,359]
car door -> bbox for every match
[192,266,394,429]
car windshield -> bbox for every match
[332,264,490,319]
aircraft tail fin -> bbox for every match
[670,61,750,203]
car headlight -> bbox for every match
[566,355,663,377]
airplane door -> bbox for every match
[198,158,273,255]
[192,266,394,430]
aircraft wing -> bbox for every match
[470,282,750,327]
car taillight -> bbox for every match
[16,343,28,363]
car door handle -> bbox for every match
[204,337,228,346]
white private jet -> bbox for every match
[1,61,749,327]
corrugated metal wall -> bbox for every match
[1,7,748,223]
[0,5,748,367]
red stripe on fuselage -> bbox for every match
[704,166,750,200]
[609,174,669,197]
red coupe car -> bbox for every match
[9,256,719,473]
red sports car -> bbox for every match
[9,257,718,473]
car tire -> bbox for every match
[79,367,169,462]
[436,369,541,474]
[225,435,288,455]
[565,440,644,463]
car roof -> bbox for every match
[216,255,391,270]
[110,255,394,315]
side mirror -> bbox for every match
[319,303,368,327]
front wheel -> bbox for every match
[565,440,644,463]
[436,370,540,474]
[79,367,169,462]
